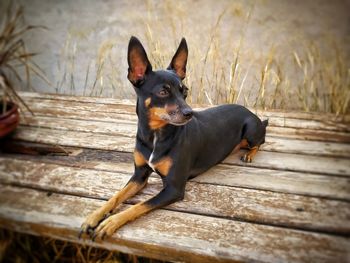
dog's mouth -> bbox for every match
[158,113,192,126]
[149,105,193,129]
[166,108,193,126]
[169,117,192,126]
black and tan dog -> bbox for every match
[80,36,268,240]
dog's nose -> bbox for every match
[182,108,193,119]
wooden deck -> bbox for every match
[0,91,349,262]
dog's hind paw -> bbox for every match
[240,154,252,163]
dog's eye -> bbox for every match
[157,89,169,98]
[157,85,170,98]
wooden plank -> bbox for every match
[3,146,350,201]
[260,115,350,132]
[198,164,350,201]
[20,114,350,145]
[12,126,350,176]
[22,102,138,123]
[1,157,349,234]
[266,126,350,143]
[14,122,350,159]
[13,126,136,152]
[0,184,349,263]
[21,95,350,132]
[263,136,350,158]
[226,151,350,177]
[19,91,350,123]
[19,91,136,105]
[21,115,137,138]
[254,108,350,123]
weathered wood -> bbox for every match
[199,164,350,201]
[266,126,350,143]
[263,136,350,158]
[19,91,136,105]
[13,126,136,152]
[1,157,349,235]
[16,117,350,159]
[3,146,350,201]
[1,184,349,263]
[260,115,350,132]
[22,102,139,123]
[19,91,350,123]
[226,150,350,176]
[2,91,349,262]
[12,126,350,176]
[21,115,137,138]
[254,108,350,123]
[20,114,350,147]
[20,95,350,132]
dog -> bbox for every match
[80,36,268,240]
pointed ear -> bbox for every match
[167,38,188,80]
[127,36,152,86]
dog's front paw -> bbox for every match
[240,154,252,163]
[92,214,125,241]
[79,211,109,239]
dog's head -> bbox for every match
[127,36,193,130]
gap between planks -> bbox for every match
[0,157,349,235]
[11,126,350,176]
[20,114,350,144]
[1,148,350,201]
[16,120,350,158]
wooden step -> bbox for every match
[1,184,349,263]
[1,157,349,235]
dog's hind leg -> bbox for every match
[240,118,268,163]
[241,145,260,163]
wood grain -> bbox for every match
[19,94,350,132]
[1,184,349,263]
[20,114,350,148]
[1,157,349,235]
[3,147,350,201]
[19,91,350,123]
[12,126,350,176]
[1,91,349,262]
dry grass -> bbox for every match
[0,228,166,263]
[55,1,349,115]
[0,3,50,114]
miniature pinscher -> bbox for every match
[80,36,268,240]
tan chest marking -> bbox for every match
[153,156,173,176]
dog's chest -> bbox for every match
[147,134,157,171]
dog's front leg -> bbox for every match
[92,184,185,240]
[79,165,152,238]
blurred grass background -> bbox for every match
[0,0,349,114]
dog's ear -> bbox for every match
[127,36,152,86]
[167,38,188,80]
